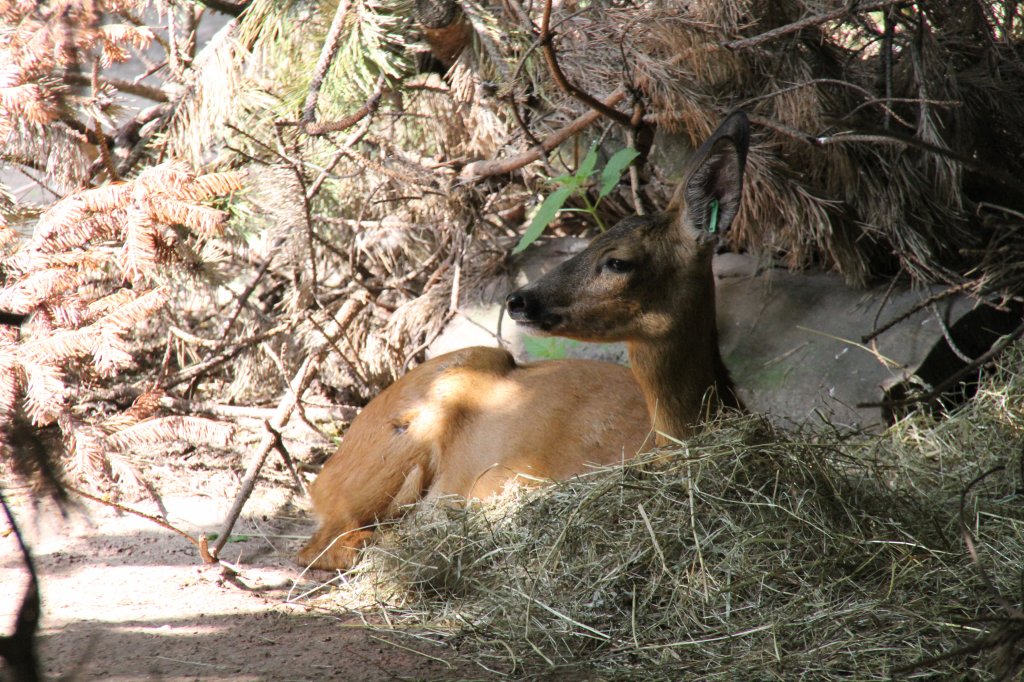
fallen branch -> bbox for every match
[211,293,369,558]
[459,88,626,182]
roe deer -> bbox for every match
[297,111,749,571]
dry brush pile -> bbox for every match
[1,0,1023,677]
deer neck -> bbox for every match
[626,281,736,444]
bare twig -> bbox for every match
[305,107,378,199]
[931,302,972,364]
[861,282,973,343]
[160,324,290,390]
[813,130,1024,196]
[215,252,277,349]
[211,355,321,559]
[68,484,218,563]
[264,419,306,493]
[292,74,385,137]
[460,89,626,182]
[538,0,631,127]
[261,341,332,442]
[64,70,170,102]
[724,1,907,51]
[861,318,1024,410]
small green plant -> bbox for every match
[513,145,640,254]
[521,335,582,360]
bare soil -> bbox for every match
[1,435,476,681]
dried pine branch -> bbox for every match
[0,157,244,496]
[105,415,233,451]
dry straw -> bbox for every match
[310,348,1024,679]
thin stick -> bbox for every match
[301,75,385,137]
[459,89,626,181]
[68,484,217,563]
[724,1,906,51]
[211,354,321,559]
[211,293,369,557]
[860,282,972,343]
[64,70,170,102]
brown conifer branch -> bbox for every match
[299,75,385,137]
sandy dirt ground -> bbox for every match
[0,437,477,682]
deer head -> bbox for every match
[505,111,750,439]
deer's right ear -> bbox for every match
[673,111,750,240]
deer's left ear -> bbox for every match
[674,111,750,240]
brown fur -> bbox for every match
[298,112,750,570]
[297,347,650,570]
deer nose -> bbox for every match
[505,292,533,320]
[506,290,563,330]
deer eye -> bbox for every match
[604,258,634,273]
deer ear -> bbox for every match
[673,111,749,239]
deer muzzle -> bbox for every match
[505,290,564,332]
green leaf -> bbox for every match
[513,185,574,254]
[576,145,600,182]
[598,148,640,199]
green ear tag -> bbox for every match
[708,198,720,234]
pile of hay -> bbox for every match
[314,349,1024,679]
